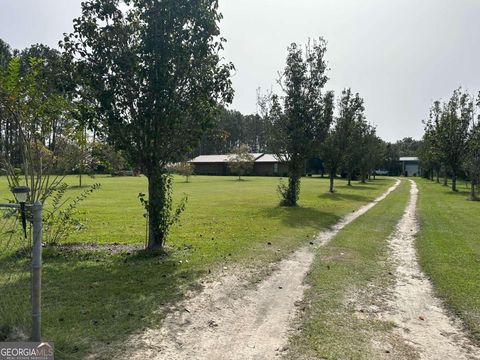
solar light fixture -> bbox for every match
[12,186,30,203]
[12,186,30,238]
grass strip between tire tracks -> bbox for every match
[285,180,411,359]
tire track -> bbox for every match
[122,180,401,360]
[383,180,480,360]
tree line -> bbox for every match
[419,88,480,200]
[196,108,270,155]
[0,39,129,182]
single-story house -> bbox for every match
[190,153,289,176]
[253,154,289,176]
[190,153,262,176]
[400,157,420,177]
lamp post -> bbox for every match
[3,186,42,342]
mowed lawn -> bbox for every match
[0,175,393,359]
[415,178,480,344]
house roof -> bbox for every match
[190,153,264,163]
[255,154,282,163]
[190,155,229,163]
[399,157,419,162]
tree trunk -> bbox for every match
[284,173,300,206]
[281,159,303,207]
[79,173,82,188]
[470,181,477,201]
[452,172,457,192]
[329,172,335,193]
[147,171,168,250]
[51,119,57,152]
[436,169,440,183]
[347,172,352,186]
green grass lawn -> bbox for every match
[0,175,394,359]
[285,180,411,359]
[415,178,480,344]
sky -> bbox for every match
[1,0,479,142]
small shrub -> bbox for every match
[43,183,102,245]
[169,162,194,182]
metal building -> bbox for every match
[399,157,420,177]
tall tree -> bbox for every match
[20,45,75,150]
[337,89,366,186]
[0,42,76,167]
[465,122,480,201]
[63,0,234,249]
[435,89,473,192]
[196,108,271,155]
[393,137,422,157]
[419,110,442,182]
[0,39,12,70]
[267,39,333,206]
[358,124,382,182]
[90,141,127,174]
[321,126,342,193]
[319,97,370,193]
[0,56,71,200]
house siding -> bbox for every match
[192,163,228,176]
[253,163,289,176]
[192,162,291,176]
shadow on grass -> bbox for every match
[318,192,372,203]
[0,247,205,359]
[0,246,32,264]
[443,190,471,197]
[423,181,472,199]
[258,206,340,229]
[255,181,390,229]
[333,179,387,191]
[335,184,379,192]
[0,256,31,342]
